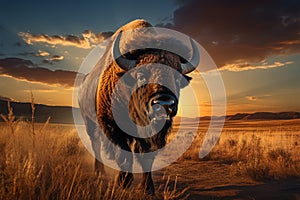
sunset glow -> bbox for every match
[0,0,299,117]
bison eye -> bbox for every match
[137,72,147,84]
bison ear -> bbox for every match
[180,75,192,88]
[117,72,136,87]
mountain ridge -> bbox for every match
[0,99,79,124]
[0,98,299,124]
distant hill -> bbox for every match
[226,112,300,120]
[182,112,300,122]
[0,99,80,124]
[0,98,299,124]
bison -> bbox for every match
[78,19,200,195]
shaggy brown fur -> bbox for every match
[97,50,183,152]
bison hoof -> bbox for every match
[117,172,134,188]
[142,181,155,196]
[145,187,155,196]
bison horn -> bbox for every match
[112,31,200,73]
[112,31,137,71]
[181,38,200,74]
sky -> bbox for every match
[0,0,299,116]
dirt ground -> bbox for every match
[155,160,300,200]
[90,157,299,200]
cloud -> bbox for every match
[19,30,113,49]
[222,61,293,72]
[245,94,271,101]
[36,50,50,57]
[22,89,57,93]
[82,30,114,44]
[45,55,64,62]
[246,96,258,101]
[16,50,64,65]
[0,57,84,87]
[43,55,64,64]
[158,0,300,70]
[19,32,91,48]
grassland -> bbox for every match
[0,103,299,199]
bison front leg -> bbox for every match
[91,137,104,174]
[142,171,155,195]
[137,155,155,195]
[115,144,134,188]
[85,117,105,174]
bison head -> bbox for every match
[110,30,200,141]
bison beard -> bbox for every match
[129,83,176,150]
[78,19,199,195]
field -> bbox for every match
[0,106,299,199]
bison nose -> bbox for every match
[150,95,177,117]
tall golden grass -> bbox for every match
[1,99,299,199]
[0,101,189,200]
[181,122,300,181]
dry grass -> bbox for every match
[180,120,300,181]
[0,101,188,200]
[1,99,299,199]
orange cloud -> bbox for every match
[82,30,113,44]
[278,39,300,45]
[45,55,64,62]
[221,61,293,72]
[36,50,50,57]
[245,94,271,101]
[0,57,84,87]
[19,30,113,49]
[246,96,258,101]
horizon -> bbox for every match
[0,1,299,117]
[0,96,299,119]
